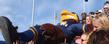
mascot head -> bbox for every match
[60,10,80,26]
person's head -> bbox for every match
[75,32,89,44]
[89,12,95,18]
[86,15,93,25]
[89,12,95,15]
[81,12,87,24]
[60,10,80,24]
[87,29,109,44]
[93,14,109,31]
[81,32,89,44]
[95,11,102,18]
[103,1,109,14]
[40,23,66,44]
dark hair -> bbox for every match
[71,12,76,14]
[89,12,95,15]
[40,23,66,44]
[104,1,109,5]
[81,12,87,19]
[87,29,109,44]
[81,12,87,24]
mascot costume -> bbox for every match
[0,10,90,44]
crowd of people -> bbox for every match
[0,1,109,44]
[74,1,109,44]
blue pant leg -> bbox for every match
[18,30,34,42]
[0,41,6,44]
[18,25,41,44]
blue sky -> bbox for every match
[0,0,107,41]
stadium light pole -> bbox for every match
[83,0,86,12]
[53,9,56,25]
[83,0,88,12]
[31,0,35,26]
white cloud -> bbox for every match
[0,0,12,16]
[0,7,12,15]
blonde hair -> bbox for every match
[86,14,109,44]
[94,13,109,30]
